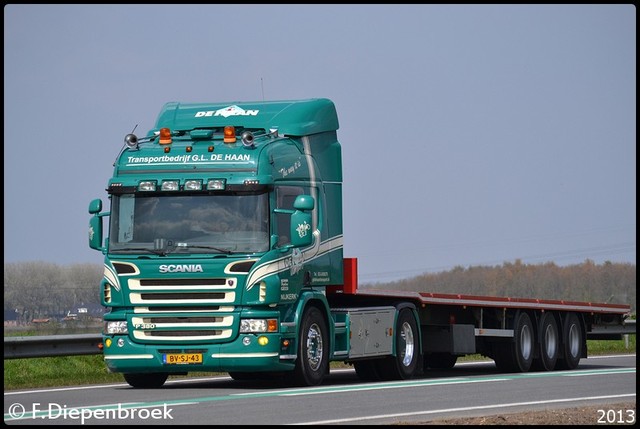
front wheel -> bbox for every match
[294,306,329,386]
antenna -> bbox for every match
[114,124,140,166]
[261,78,265,102]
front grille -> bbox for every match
[129,276,237,305]
[128,276,238,342]
[141,306,225,312]
[140,278,228,287]
[140,292,226,300]
[132,328,233,341]
[145,317,221,324]
[151,330,222,337]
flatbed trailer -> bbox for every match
[321,257,633,381]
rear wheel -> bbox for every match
[376,308,420,380]
[493,311,534,373]
[294,306,329,386]
[123,372,168,389]
[557,312,583,370]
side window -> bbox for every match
[275,185,305,246]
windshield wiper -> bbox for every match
[178,244,233,255]
[112,247,169,256]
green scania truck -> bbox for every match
[89,98,633,388]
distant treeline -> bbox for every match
[363,259,636,313]
[3,259,636,323]
[4,262,103,324]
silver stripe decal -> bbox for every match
[245,234,343,288]
[301,135,319,232]
[103,263,121,292]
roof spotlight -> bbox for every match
[241,131,255,147]
[124,133,139,150]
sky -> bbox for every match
[4,4,636,284]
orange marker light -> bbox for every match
[268,319,278,332]
[159,128,172,144]
[223,126,236,143]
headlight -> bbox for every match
[240,319,278,333]
[105,321,128,334]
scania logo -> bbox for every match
[158,264,204,273]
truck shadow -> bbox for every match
[149,357,627,390]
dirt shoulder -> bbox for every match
[412,402,636,425]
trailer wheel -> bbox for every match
[294,306,329,386]
[557,312,583,370]
[512,311,534,372]
[376,308,420,380]
[123,373,168,389]
[532,312,559,371]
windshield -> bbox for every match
[109,192,269,255]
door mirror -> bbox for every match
[89,198,102,214]
[88,199,104,251]
[290,195,314,247]
[293,194,314,211]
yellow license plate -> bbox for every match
[163,353,203,364]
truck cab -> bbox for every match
[89,99,345,387]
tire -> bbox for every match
[557,312,584,370]
[294,306,329,386]
[354,360,382,381]
[532,312,559,371]
[493,311,534,373]
[424,352,458,370]
[512,311,534,372]
[376,308,420,380]
[123,372,168,389]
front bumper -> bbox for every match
[102,333,295,374]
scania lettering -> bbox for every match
[89,98,634,388]
[158,264,204,273]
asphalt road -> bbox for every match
[4,355,636,425]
